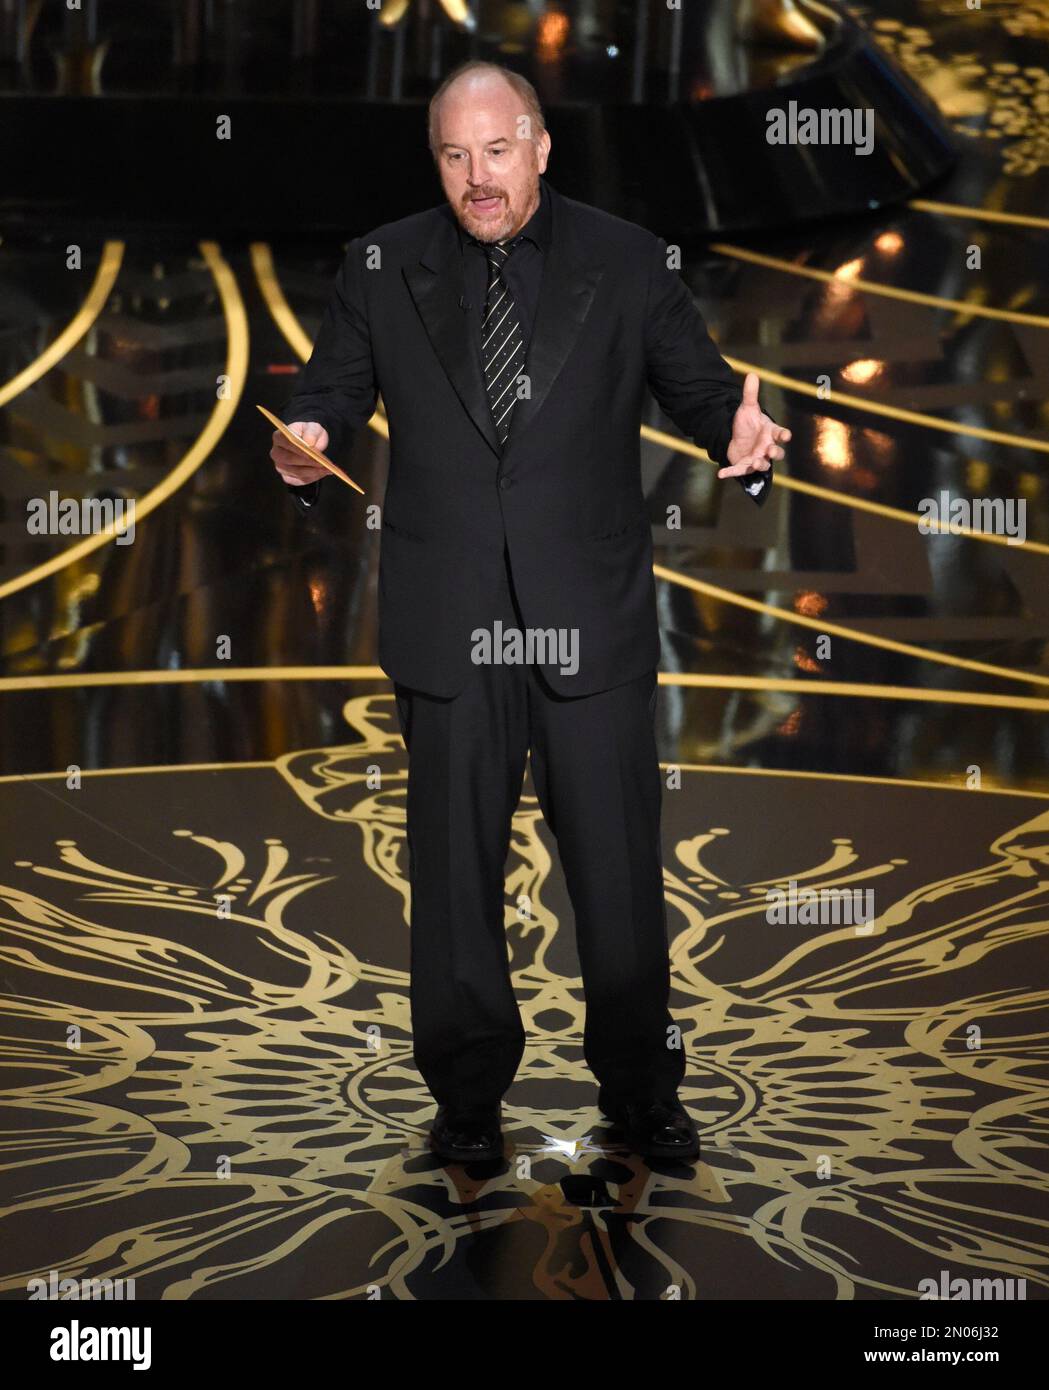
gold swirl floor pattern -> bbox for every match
[0,696,1045,1301]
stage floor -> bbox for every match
[1,749,1047,1298]
[1,0,1048,1300]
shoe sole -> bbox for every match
[633,1134,700,1161]
[428,1132,504,1163]
[600,1109,700,1161]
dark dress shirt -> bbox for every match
[458,177,552,374]
[458,181,552,596]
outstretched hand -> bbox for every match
[719,372,790,480]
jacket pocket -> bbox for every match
[382,517,427,544]
[586,509,649,542]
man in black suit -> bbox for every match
[271,61,789,1163]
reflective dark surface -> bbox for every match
[3,0,955,234]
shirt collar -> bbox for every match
[460,176,551,255]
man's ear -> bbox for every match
[537,129,551,174]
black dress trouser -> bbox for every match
[393,561,684,1113]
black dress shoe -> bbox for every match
[429,1105,503,1162]
[601,1097,700,1161]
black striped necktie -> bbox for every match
[481,238,525,448]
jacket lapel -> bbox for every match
[504,185,604,455]
[402,181,604,462]
[403,207,502,459]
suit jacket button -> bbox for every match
[499,476,512,490]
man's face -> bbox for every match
[434,76,551,243]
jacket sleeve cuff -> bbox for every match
[286,479,322,509]
[738,462,773,505]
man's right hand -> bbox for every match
[270,421,330,486]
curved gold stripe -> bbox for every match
[671,760,1049,801]
[257,242,1047,557]
[720,354,1049,456]
[0,666,387,690]
[0,665,1045,712]
[0,241,124,409]
[250,241,389,439]
[436,0,473,26]
[376,0,472,25]
[653,562,1049,689]
[639,422,1049,557]
[376,0,410,23]
[710,241,1049,329]
[0,247,1037,729]
[909,198,1049,232]
[3,577,1038,699]
[0,242,248,603]
[660,672,1049,713]
[248,242,314,361]
[0,759,274,784]
[253,241,1046,683]
[5,757,1044,800]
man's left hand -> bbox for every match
[719,371,791,479]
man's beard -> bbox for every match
[457,182,536,242]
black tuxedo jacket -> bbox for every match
[280,177,773,698]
